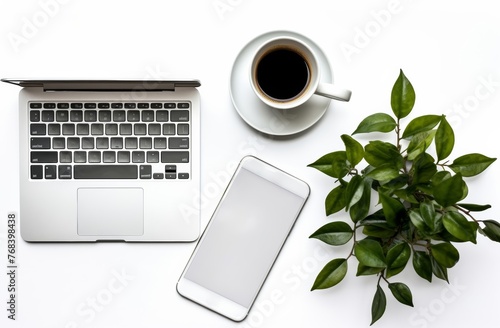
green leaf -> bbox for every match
[352,113,397,135]
[365,141,404,169]
[341,134,365,166]
[419,200,440,233]
[308,151,349,178]
[430,243,460,268]
[346,175,364,209]
[309,222,353,246]
[442,211,477,243]
[457,203,491,212]
[449,153,497,177]
[365,165,400,183]
[407,130,436,161]
[433,173,467,207]
[402,115,442,139]
[391,69,416,119]
[413,250,432,282]
[409,210,431,235]
[379,192,405,227]
[349,179,371,223]
[435,116,455,161]
[355,239,386,268]
[363,225,395,239]
[482,220,500,242]
[371,285,387,325]
[386,243,411,279]
[325,185,347,216]
[357,263,384,276]
[311,258,348,290]
[430,256,449,282]
[411,152,437,185]
[388,283,414,307]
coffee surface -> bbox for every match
[256,48,309,100]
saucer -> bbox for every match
[229,30,333,136]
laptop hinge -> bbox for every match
[1,79,201,91]
[42,81,176,92]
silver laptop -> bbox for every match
[2,79,201,242]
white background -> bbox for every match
[1,0,500,327]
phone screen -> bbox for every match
[184,166,305,308]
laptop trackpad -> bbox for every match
[77,188,144,236]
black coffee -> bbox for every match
[256,48,309,101]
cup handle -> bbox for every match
[315,83,352,102]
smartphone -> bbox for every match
[177,156,310,321]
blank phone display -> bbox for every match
[184,167,304,308]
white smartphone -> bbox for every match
[177,156,310,321]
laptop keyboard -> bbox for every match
[29,101,191,180]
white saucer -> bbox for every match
[229,30,333,136]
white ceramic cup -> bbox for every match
[250,37,352,110]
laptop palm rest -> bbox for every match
[77,188,144,237]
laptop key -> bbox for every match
[106,123,118,135]
[30,103,42,109]
[120,123,132,135]
[56,110,69,122]
[74,165,137,179]
[70,110,83,122]
[177,124,189,135]
[71,103,83,109]
[74,151,87,163]
[31,137,51,149]
[30,111,40,122]
[151,103,162,109]
[161,151,189,163]
[66,138,80,149]
[138,103,149,109]
[30,124,46,135]
[42,110,55,122]
[82,137,94,149]
[147,151,159,163]
[113,110,126,122]
[178,103,190,109]
[98,103,110,109]
[31,165,43,179]
[84,103,96,109]
[142,110,155,122]
[52,137,65,149]
[88,151,101,163]
[85,110,97,122]
[96,137,109,149]
[132,151,145,163]
[111,103,123,109]
[103,151,116,163]
[140,165,152,179]
[170,110,189,122]
[44,103,56,109]
[111,137,123,149]
[99,110,112,122]
[48,123,61,135]
[156,110,168,122]
[57,103,69,109]
[31,151,58,163]
[148,124,161,135]
[62,123,75,135]
[77,123,90,135]
[168,137,189,149]
[58,165,72,179]
[125,103,136,109]
[117,151,130,163]
[44,165,57,179]
[60,151,72,163]
[128,111,140,122]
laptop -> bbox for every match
[2,79,201,242]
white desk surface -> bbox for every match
[1,1,500,327]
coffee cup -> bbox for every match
[250,36,351,110]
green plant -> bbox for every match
[307,69,500,325]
